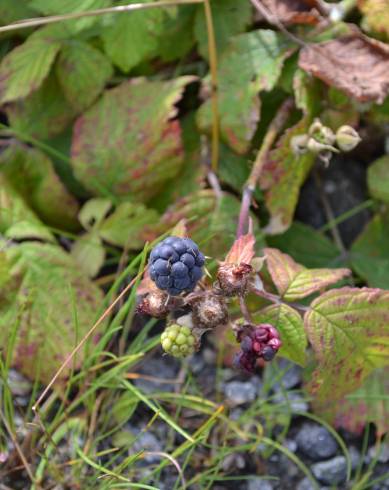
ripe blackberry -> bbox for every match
[161,324,196,358]
[234,323,282,372]
[149,236,204,296]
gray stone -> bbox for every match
[296,477,330,490]
[271,359,303,390]
[349,445,362,470]
[296,423,338,460]
[367,443,389,464]
[273,391,309,413]
[284,438,298,453]
[223,379,260,406]
[311,456,347,485]
[134,358,179,393]
[132,431,162,464]
[247,477,275,490]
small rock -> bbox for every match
[296,477,330,490]
[247,477,275,490]
[223,379,260,406]
[134,358,179,393]
[269,358,302,391]
[296,423,338,460]
[273,391,309,413]
[222,452,246,471]
[284,438,298,453]
[349,445,362,470]
[311,456,347,485]
[367,443,389,464]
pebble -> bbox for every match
[270,359,303,391]
[367,443,389,464]
[273,391,309,413]
[223,379,260,406]
[134,358,179,393]
[296,423,338,460]
[246,477,275,490]
[296,477,330,490]
[311,456,347,485]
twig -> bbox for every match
[236,97,294,238]
[239,297,253,323]
[203,0,220,173]
[0,0,204,34]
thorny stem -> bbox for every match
[203,0,220,173]
[251,287,309,313]
[0,0,204,34]
[236,97,294,238]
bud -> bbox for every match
[217,263,252,297]
[291,134,309,155]
[137,290,171,318]
[309,120,336,146]
[335,125,361,152]
[189,293,229,328]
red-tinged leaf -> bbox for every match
[224,233,256,265]
[299,29,389,104]
[259,0,323,25]
[260,118,316,234]
[305,287,389,402]
[265,248,351,301]
[71,77,195,202]
[317,367,389,438]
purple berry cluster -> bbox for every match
[234,324,282,373]
[149,236,205,296]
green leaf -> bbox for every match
[71,232,105,278]
[0,242,104,383]
[350,213,389,289]
[99,202,159,249]
[197,30,293,154]
[101,0,164,72]
[0,143,79,230]
[0,0,36,26]
[29,0,111,32]
[305,287,389,402]
[78,198,112,231]
[71,77,194,202]
[367,155,389,202]
[265,247,350,301]
[0,175,54,242]
[267,222,342,268]
[56,41,113,111]
[260,118,315,234]
[0,35,61,103]
[7,72,76,140]
[194,0,252,59]
[254,304,307,366]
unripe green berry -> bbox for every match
[161,324,196,358]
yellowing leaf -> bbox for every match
[254,303,307,366]
[265,248,350,301]
[71,232,105,278]
[305,287,389,401]
[260,118,315,234]
[358,0,389,38]
[0,242,104,383]
[56,41,113,111]
[367,155,389,203]
[0,36,61,103]
[71,77,194,202]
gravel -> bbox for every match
[246,477,275,490]
[223,378,261,406]
[311,456,347,485]
[296,423,338,460]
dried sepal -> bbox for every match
[188,292,229,329]
[137,290,173,318]
[216,262,253,297]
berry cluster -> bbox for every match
[161,324,196,358]
[234,324,282,373]
[149,236,204,296]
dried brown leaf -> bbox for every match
[299,30,389,103]
[260,0,323,25]
[224,233,256,265]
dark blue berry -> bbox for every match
[156,275,173,289]
[180,253,195,268]
[195,252,205,267]
[262,346,276,361]
[174,277,191,289]
[240,336,252,353]
[190,266,202,282]
[171,262,188,278]
[148,236,204,296]
[153,258,170,275]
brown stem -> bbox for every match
[236,97,294,238]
